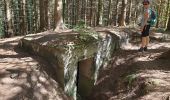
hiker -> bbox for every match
[138,0,151,52]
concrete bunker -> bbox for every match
[18,30,120,99]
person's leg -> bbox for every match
[146,36,149,46]
[139,25,150,52]
[139,36,146,52]
[142,37,147,47]
[144,25,150,51]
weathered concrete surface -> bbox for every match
[18,30,120,99]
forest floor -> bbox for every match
[89,28,170,100]
[0,36,70,100]
[0,28,170,100]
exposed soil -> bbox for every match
[88,29,170,100]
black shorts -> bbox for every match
[141,25,150,37]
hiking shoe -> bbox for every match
[138,47,144,52]
[143,46,148,51]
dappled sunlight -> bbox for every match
[121,43,139,50]
[0,59,68,99]
[149,42,170,49]
[138,70,170,80]
[136,70,170,91]
[134,52,164,62]
[139,92,170,100]
[0,36,23,44]
[0,49,18,55]
[96,35,170,100]
[115,58,126,65]
[95,75,110,86]
[0,85,23,100]
[121,42,170,51]
[0,37,69,100]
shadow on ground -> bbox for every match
[88,37,170,100]
[0,37,70,100]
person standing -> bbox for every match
[138,0,151,52]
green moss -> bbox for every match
[73,22,101,43]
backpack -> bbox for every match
[148,9,157,26]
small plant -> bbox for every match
[125,74,137,87]
[73,20,99,42]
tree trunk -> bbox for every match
[119,0,127,26]
[165,0,170,28]
[33,0,38,32]
[127,0,132,25]
[96,0,103,26]
[167,13,170,31]
[71,0,73,26]
[93,0,97,26]
[107,0,112,25]
[90,0,93,26]
[39,0,45,31]
[84,0,87,26]
[4,0,8,37]
[54,0,66,31]
[44,0,49,29]
[0,0,5,37]
[80,0,85,23]
[72,0,76,26]
[113,0,119,26]
[62,0,66,23]
[18,0,26,35]
[76,0,80,24]
[156,0,163,28]
[39,0,48,31]
[134,0,140,25]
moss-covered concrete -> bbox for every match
[18,30,120,100]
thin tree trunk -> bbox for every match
[93,0,97,26]
[54,0,66,31]
[107,0,112,25]
[62,0,66,23]
[96,0,103,26]
[18,0,25,35]
[113,0,119,26]
[66,0,70,25]
[156,0,163,28]
[167,12,170,31]
[33,0,38,32]
[39,0,45,31]
[39,0,48,31]
[134,0,139,25]
[4,0,8,37]
[44,0,49,29]
[84,0,87,25]
[165,0,170,28]
[71,0,73,26]
[0,0,5,38]
[119,0,127,26]
[76,0,80,24]
[72,0,76,26]
[127,0,132,25]
[80,0,84,22]
[90,0,93,26]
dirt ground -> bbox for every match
[88,30,170,100]
[0,36,70,100]
[0,29,170,100]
